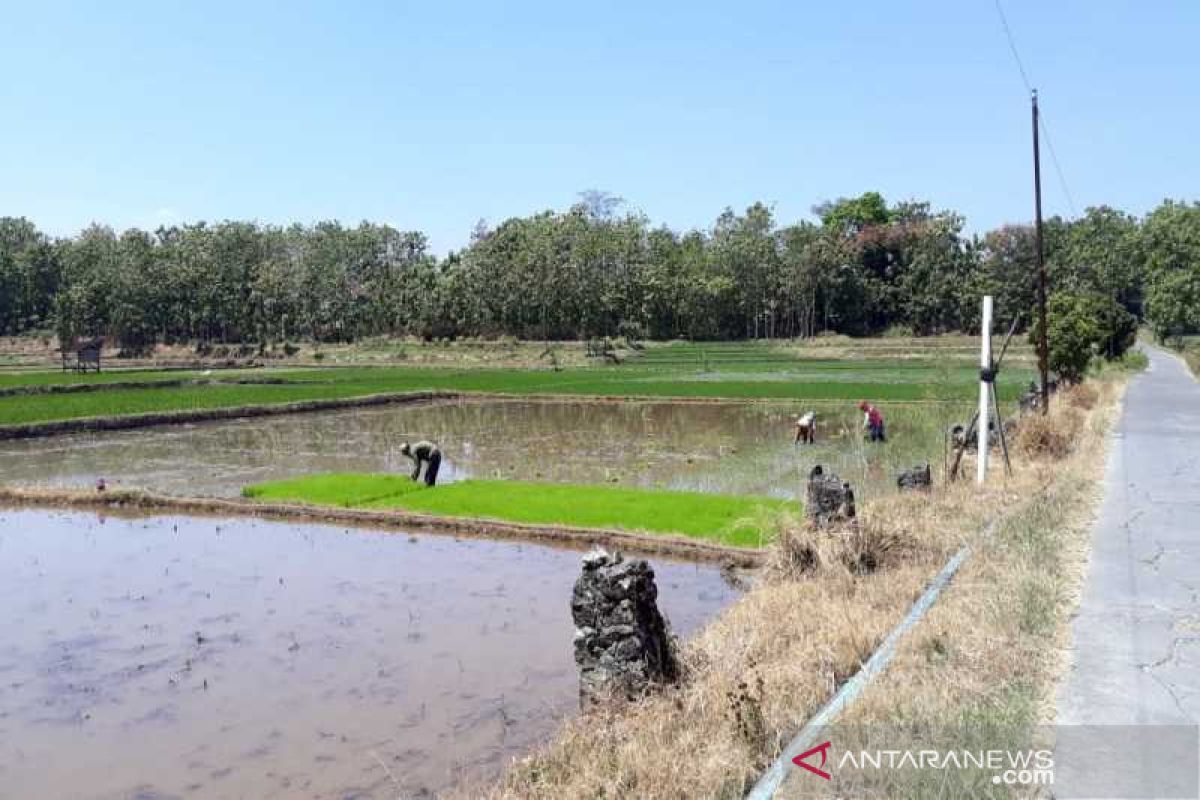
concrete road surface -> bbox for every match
[1054,345,1200,797]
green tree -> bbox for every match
[1032,292,1137,383]
[1145,269,1200,343]
[1053,206,1144,317]
[1141,200,1200,342]
[0,217,61,334]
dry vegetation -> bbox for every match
[0,333,601,370]
[779,333,1039,367]
[1172,337,1200,380]
[781,381,1124,798]
[449,382,1126,800]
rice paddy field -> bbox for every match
[0,339,1035,427]
[0,335,1057,798]
[0,336,1036,544]
[243,474,788,546]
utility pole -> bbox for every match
[1032,89,1050,414]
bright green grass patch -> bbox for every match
[242,473,791,547]
[0,383,386,426]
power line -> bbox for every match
[1036,110,1079,218]
[993,0,1033,93]
[991,0,1079,218]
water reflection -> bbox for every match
[0,398,959,502]
[0,508,737,798]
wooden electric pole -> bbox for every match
[1032,89,1050,414]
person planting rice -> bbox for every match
[858,400,886,442]
[794,411,816,444]
[400,440,442,487]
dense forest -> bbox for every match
[1,192,1198,353]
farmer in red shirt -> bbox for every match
[859,401,886,443]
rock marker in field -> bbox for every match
[571,549,678,708]
[804,465,856,528]
[896,463,932,491]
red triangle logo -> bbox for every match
[792,740,833,780]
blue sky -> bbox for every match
[1,0,1196,252]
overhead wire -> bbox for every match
[991,0,1079,218]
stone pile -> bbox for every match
[897,463,932,491]
[804,465,856,528]
[571,549,678,707]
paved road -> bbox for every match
[1055,345,1200,797]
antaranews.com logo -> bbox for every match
[793,740,1054,788]
[783,725,1198,799]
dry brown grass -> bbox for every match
[446,377,1129,800]
[1012,396,1086,461]
[0,333,600,370]
[772,378,1125,798]
[1184,347,1200,380]
[765,513,920,580]
[1064,382,1098,409]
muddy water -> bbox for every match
[0,398,956,501]
[0,508,737,799]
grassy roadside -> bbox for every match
[1170,336,1200,378]
[779,379,1124,798]
[445,378,1128,800]
[1137,329,1197,379]
[243,474,790,546]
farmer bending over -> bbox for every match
[859,401,886,443]
[400,440,442,487]
[794,411,816,445]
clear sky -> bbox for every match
[1,0,1196,252]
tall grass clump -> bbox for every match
[1013,387,1094,461]
[763,510,919,580]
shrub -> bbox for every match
[616,320,648,347]
[1029,292,1137,383]
[882,323,915,338]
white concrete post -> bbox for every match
[977,296,993,486]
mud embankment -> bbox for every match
[0,376,314,398]
[0,376,304,398]
[0,485,765,566]
[0,390,462,440]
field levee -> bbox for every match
[0,390,463,440]
[0,486,766,567]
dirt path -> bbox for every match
[1054,345,1200,793]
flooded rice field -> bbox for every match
[0,508,738,799]
[0,398,960,502]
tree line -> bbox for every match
[1,192,1197,355]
